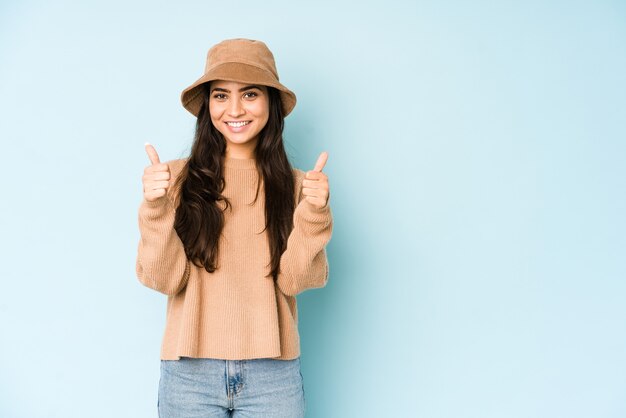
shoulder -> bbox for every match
[167,157,189,179]
[291,167,306,203]
[292,167,305,180]
[291,167,305,184]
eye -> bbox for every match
[213,93,226,100]
[244,92,258,98]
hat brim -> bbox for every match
[180,62,297,118]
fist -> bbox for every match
[142,142,171,202]
[302,151,330,209]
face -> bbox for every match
[208,80,270,156]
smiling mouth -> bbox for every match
[225,121,251,127]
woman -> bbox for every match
[136,38,333,418]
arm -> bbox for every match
[135,160,190,296]
[275,170,334,297]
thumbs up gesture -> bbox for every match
[143,142,171,202]
[302,151,330,209]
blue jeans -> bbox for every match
[158,356,306,418]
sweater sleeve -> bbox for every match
[275,169,334,297]
[135,159,190,296]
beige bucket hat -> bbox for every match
[180,38,297,118]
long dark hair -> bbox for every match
[170,82,296,280]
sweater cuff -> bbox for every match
[142,196,169,208]
[139,196,172,220]
[297,196,332,223]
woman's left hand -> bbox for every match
[302,151,330,209]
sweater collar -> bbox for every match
[223,156,257,170]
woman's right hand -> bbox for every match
[143,143,171,202]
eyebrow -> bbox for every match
[210,84,263,94]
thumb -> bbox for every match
[145,142,161,165]
[312,151,328,172]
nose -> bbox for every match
[228,98,244,117]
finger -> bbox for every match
[145,142,161,165]
[143,170,171,181]
[146,180,170,190]
[312,151,328,172]
[302,187,320,196]
[302,177,327,188]
[302,186,329,200]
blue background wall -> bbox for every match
[1,1,625,417]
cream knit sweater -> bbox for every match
[135,156,333,360]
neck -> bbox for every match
[224,137,259,160]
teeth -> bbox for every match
[227,121,250,127]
